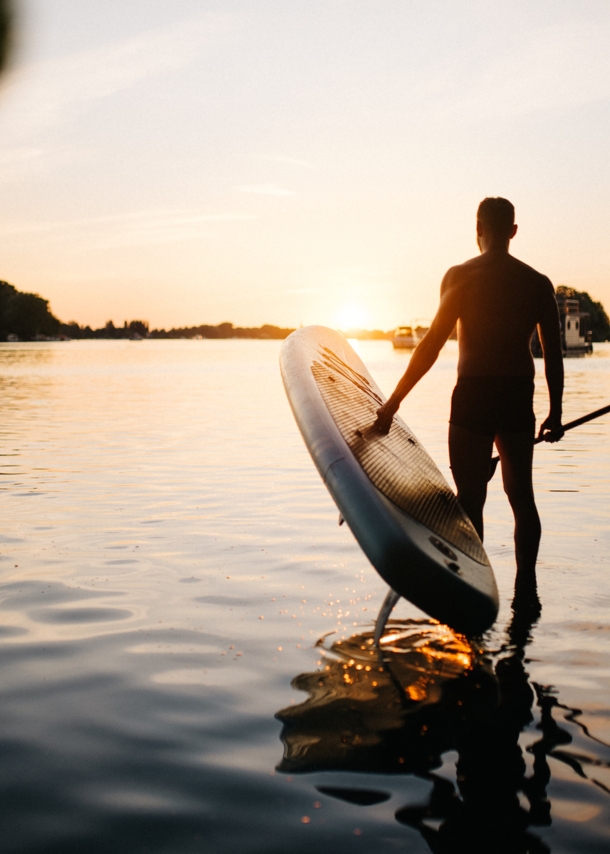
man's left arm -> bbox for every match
[537,278,564,441]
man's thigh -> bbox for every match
[495,429,535,499]
[448,424,494,498]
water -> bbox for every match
[1,338,609,853]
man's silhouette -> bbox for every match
[375,198,564,597]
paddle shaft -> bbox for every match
[488,402,610,480]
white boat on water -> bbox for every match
[391,325,419,349]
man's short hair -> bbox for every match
[477,197,515,238]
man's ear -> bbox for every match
[510,223,518,239]
[476,219,483,236]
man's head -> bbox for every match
[476,197,517,250]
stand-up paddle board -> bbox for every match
[280,326,498,636]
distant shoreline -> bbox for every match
[2,280,609,343]
[147,324,393,342]
[4,324,395,343]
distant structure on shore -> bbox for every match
[531,285,609,357]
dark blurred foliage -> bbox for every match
[0,281,60,340]
[0,0,13,74]
[556,285,610,341]
[0,281,153,341]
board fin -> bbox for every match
[374,587,401,646]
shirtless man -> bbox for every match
[375,198,564,599]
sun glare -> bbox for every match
[336,304,368,331]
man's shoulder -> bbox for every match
[447,254,490,277]
[443,256,479,277]
[453,254,481,271]
[508,255,554,290]
[450,253,552,285]
[440,256,484,292]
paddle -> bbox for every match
[488,403,610,481]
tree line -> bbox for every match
[0,282,295,341]
[1,279,609,342]
[0,281,61,340]
[56,320,297,341]
[555,285,610,341]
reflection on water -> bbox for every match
[278,620,489,775]
[277,602,610,852]
[2,340,610,852]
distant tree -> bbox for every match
[556,285,610,342]
[61,321,83,339]
[0,281,60,340]
[128,320,149,338]
[0,280,13,329]
[216,322,234,338]
[147,322,296,340]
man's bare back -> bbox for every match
[374,198,564,605]
[442,252,559,379]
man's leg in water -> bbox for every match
[495,429,541,597]
[448,424,494,541]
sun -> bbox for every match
[335,303,368,331]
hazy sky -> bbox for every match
[1,0,609,330]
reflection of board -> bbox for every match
[280,326,498,636]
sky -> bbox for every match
[0,0,609,331]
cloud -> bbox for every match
[0,11,239,139]
[0,146,43,165]
[0,208,255,248]
[0,145,44,182]
[435,17,610,121]
[253,154,316,170]
[235,184,295,196]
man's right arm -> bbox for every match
[537,278,564,441]
[374,270,460,432]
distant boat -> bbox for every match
[391,326,419,349]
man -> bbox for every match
[375,198,564,599]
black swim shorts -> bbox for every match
[450,376,535,437]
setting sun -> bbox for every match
[335,304,368,331]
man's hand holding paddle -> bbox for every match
[488,403,609,480]
[537,412,564,443]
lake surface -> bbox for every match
[1,338,610,853]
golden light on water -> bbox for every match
[275,620,491,777]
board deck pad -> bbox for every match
[312,352,487,565]
[280,326,498,635]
